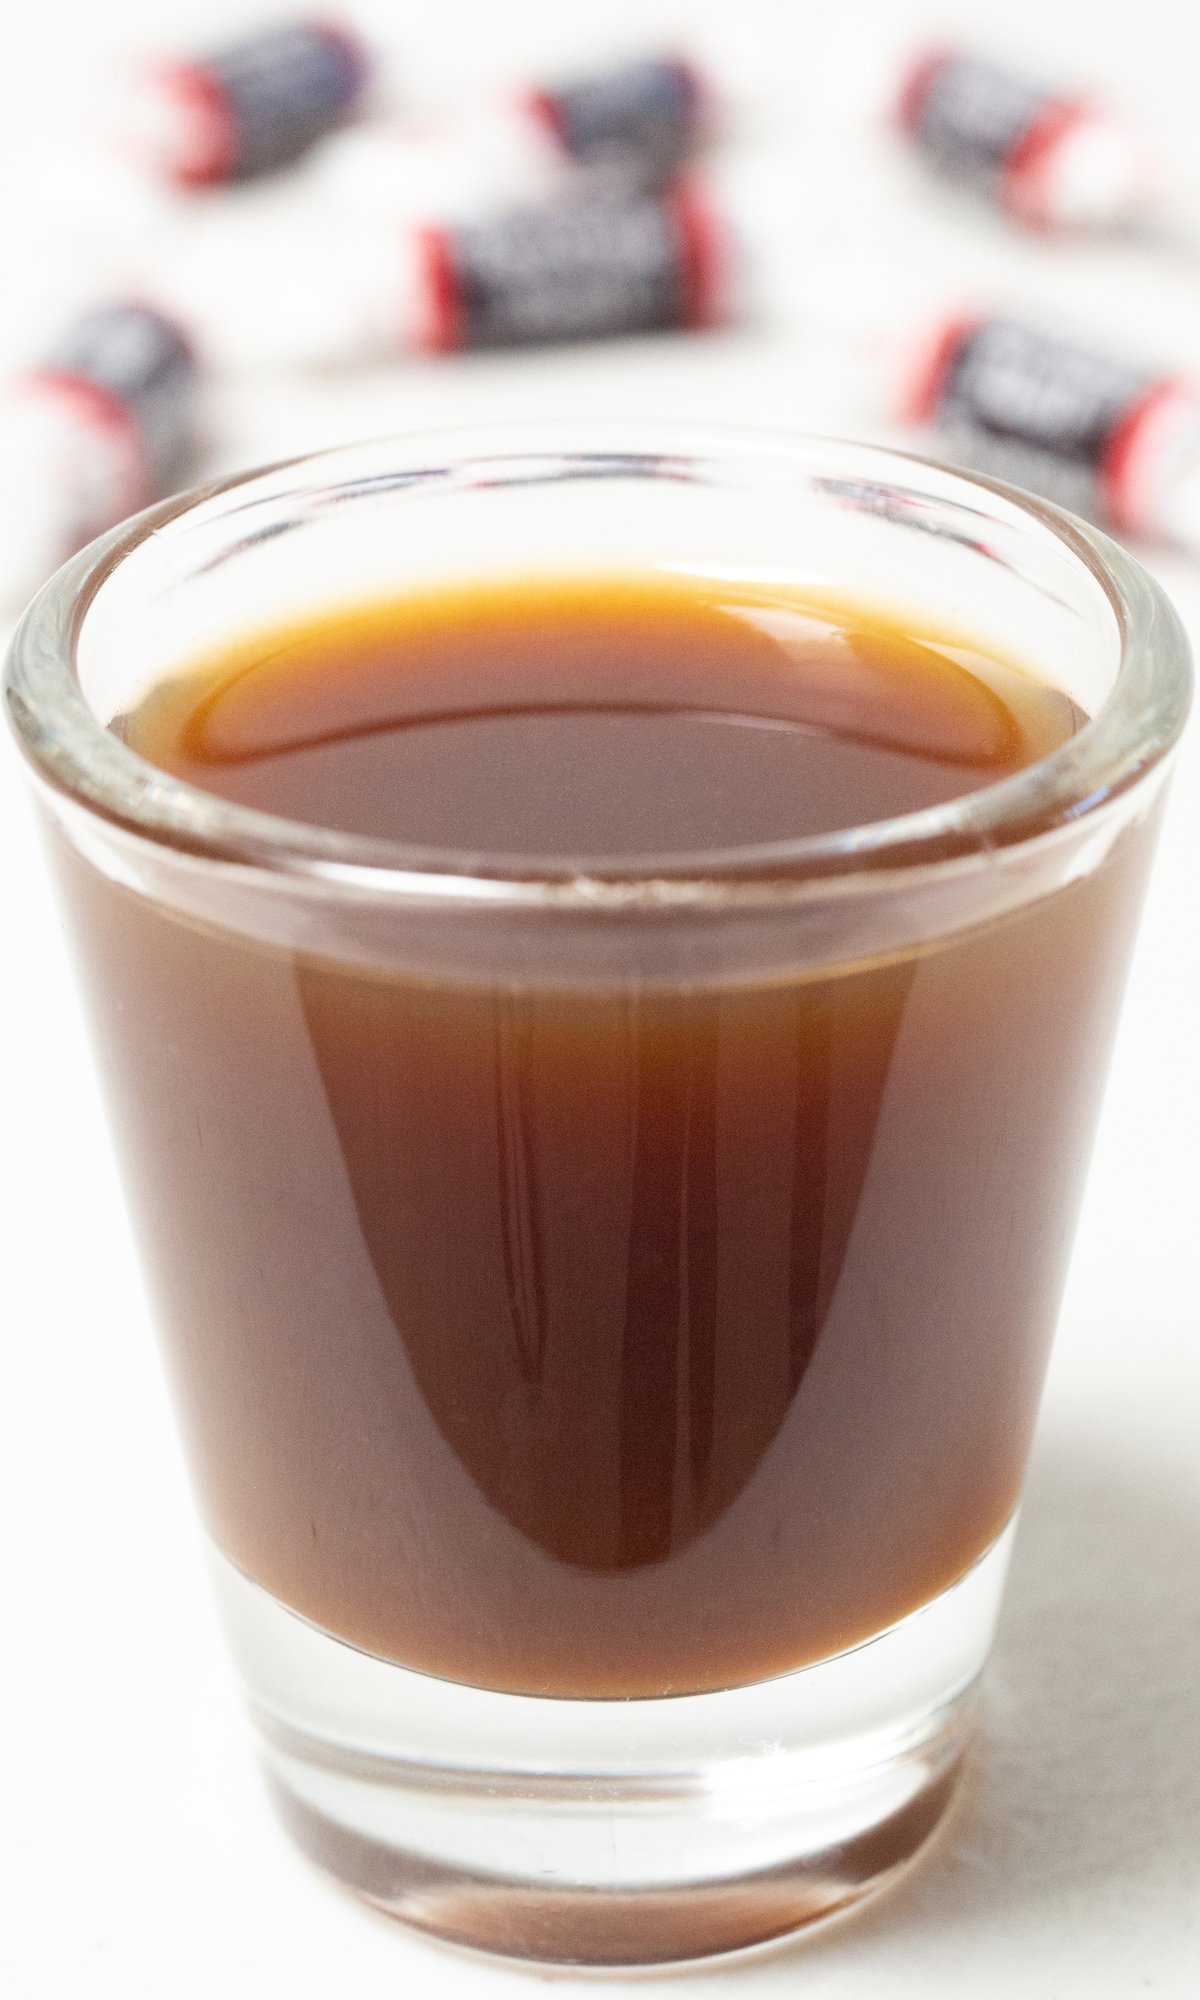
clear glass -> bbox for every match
[5,426,1190,1967]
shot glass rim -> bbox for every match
[4,423,1192,909]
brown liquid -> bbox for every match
[58,575,1150,1696]
[122,576,1080,852]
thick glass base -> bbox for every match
[211,1526,1013,1967]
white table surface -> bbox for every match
[1,2,1197,1995]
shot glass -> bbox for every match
[4,427,1189,1966]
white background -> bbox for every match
[1,3,1197,1995]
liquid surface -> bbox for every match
[123,573,1082,856]
[69,574,1146,1699]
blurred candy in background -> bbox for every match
[107,19,375,189]
[5,0,1200,610]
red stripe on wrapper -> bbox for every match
[666,181,725,330]
[999,96,1092,230]
[145,60,239,188]
[903,316,980,426]
[1100,376,1187,538]
[522,87,567,151]
[894,49,954,137]
[22,370,152,518]
[413,228,463,353]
